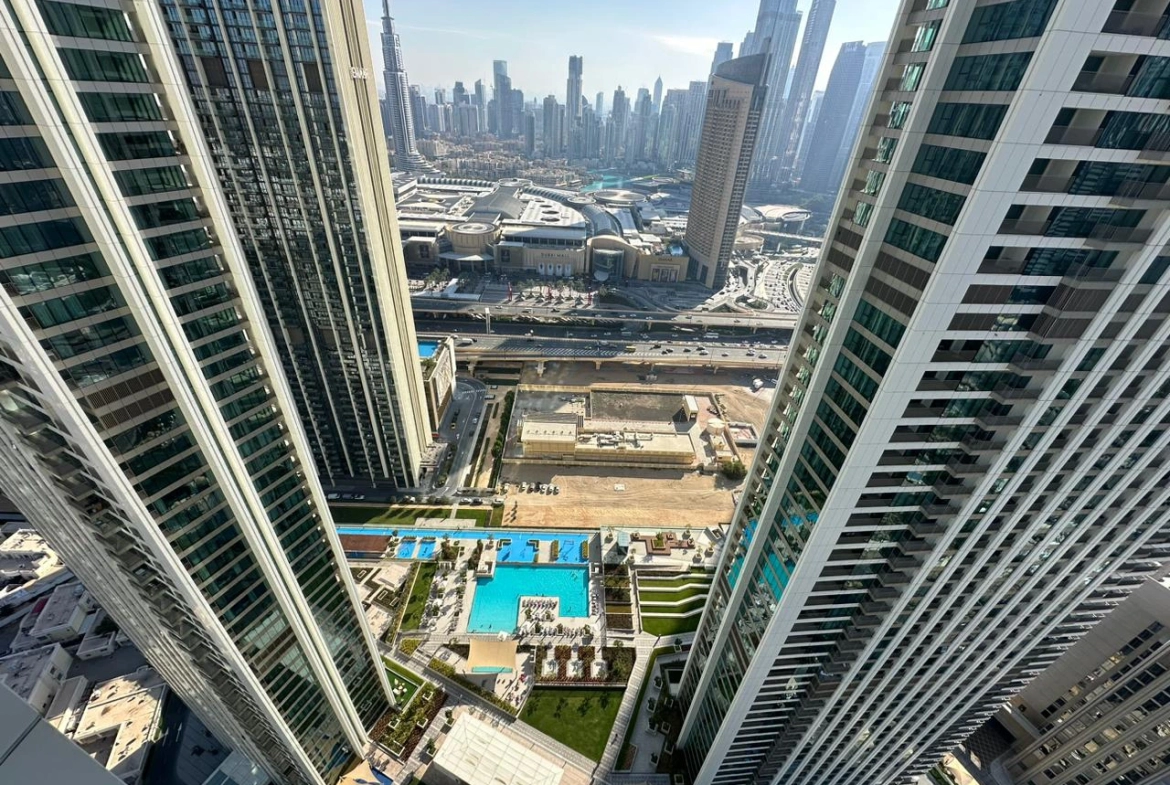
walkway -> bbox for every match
[595,633,659,783]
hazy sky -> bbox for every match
[363,0,900,102]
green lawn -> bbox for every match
[383,657,422,708]
[642,614,702,637]
[640,597,707,615]
[329,504,491,526]
[520,688,624,760]
[638,586,710,603]
[399,561,439,631]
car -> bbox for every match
[354,494,366,501]
[553,486,560,495]
[699,350,709,356]
[683,347,692,353]
[652,344,662,349]
[746,350,755,356]
[326,492,340,500]
[722,352,729,357]
[759,353,768,359]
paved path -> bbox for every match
[595,634,660,782]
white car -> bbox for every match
[326,493,340,500]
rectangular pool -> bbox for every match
[335,526,590,564]
[468,565,589,634]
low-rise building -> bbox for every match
[72,669,166,785]
[1,682,123,785]
[30,583,94,642]
[0,528,69,610]
[419,337,457,433]
[0,643,72,715]
[519,415,696,468]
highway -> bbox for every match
[411,297,801,330]
[419,331,788,369]
[414,316,793,345]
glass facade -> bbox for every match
[0,4,393,785]
[158,0,426,488]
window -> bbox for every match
[897,183,966,225]
[912,21,941,52]
[862,170,886,195]
[130,199,201,230]
[889,101,912,130]
[78,92,162,122]
[0,218,91,258]
[900,63,925,92]
[1130,57,1170,100]
[854,299,907,349]
[875,136,898,163]
[885,218,947,262]
[1021,248,1116,276]
[963,0,1057,43]
[912,144,986,185]
[0,137,52,171]
[0,92,32,125]
[97,131,177,161]
[0,178,73,215]
[944,53,1033,91]
[37,1,134,41]
[58,48,148,82]
[22,286,123,329]
[1097,111,1170,150]
[0,253,106,295]
[928,102,1007,140]
[145,228,211,260]
[114,166,189,197]
[853,201,874,227]
[843,328,893,375]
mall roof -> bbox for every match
[433,714,564,785]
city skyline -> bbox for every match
[361,0,898,102]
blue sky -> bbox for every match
[364,0,900,102]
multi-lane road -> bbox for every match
[419,331,787,369]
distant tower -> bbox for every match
[711,42,734,75]
[684,55,768,289]
[653,76,664,114]
[380,0,426,170]
[523,112,536,156]
[744,0,803,187]
[567,56,584,121]
[474,79,488,131]
[771,0,837,179]
[493,60,512,137]
[799,41,867,193]
[543,96,564,158]
[595,91,605,116]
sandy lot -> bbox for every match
[489,361,779,529]
[500,465,740,530]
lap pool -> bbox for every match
[335,526,590,564]
[468,565,589,634]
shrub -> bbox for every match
[427,658,518,715]
[721,459,747,480]
[399,638,422,657]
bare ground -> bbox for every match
[489,361,779,529]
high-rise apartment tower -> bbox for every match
[173,0,430,489]
[770,0,837,182]
[0,1,400,784]
[799,41,868,194]
[380,0,426,171]
[684,55,769,289]
[679,1,1170,784]
[744,0,802,188]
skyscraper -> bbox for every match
[474,79,488,131]
[684,55,768,290]
[379,0,425,170]
[769,0,837,181]
[567,56,584,123]
[653,76,664,115]
[493,60,513,137]
[657,89,688,167]
[743,0,802,187]
[679,3,1170,785]
[172,0,430,489]
[677,80,710,164]
[523,112,537,157]
[608,86,630,163]
[711,42,735,75]
[792,89,824,172]
[798,41,867,194]
[823,40,889,189]
[0,2,397,784]
[452,81,468,106]
[628,91,654,164]
[543,96,564,158]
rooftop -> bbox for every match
[0,644,67,701]
[433,714,565,785]
[521,418,579,443]
[74,668,166,784]
[30,583,88,638]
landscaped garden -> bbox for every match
[520,687,624,760]
[399,561,439,631]
[383,657,422,707]
[378,683,447,760]
[637,568,713,637]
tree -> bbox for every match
[721,459,748,481]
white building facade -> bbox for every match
[678,1,1170,784]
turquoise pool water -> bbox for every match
[418,340,438,359]
[468,565,589,633]
[336,527,589,564]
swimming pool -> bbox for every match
[418,340,438,359]
[335,527,590,564]
[468,565,589,633]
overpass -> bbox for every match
[420,333,788,377]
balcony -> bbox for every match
[1043,126,1103,146]
[859,600,889,615]
[1020,174,1072,193]
[1071,70,1135,95]
[997,220,1152,244]
[1102,10,1170,37]
[1109,180,1170,203]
